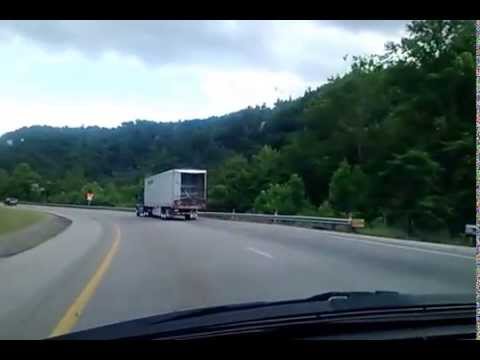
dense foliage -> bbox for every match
[0,20,474,237]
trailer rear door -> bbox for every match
[180,172,206,207]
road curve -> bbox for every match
[0,205,476,338]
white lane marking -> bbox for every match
[246,247,274,259]
[327,234,474,260]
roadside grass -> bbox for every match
[0,206,47,236]
[357,224,408,239]
[0,206,72,257]
[357,223,474,247]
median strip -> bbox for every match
[49,224,121,337]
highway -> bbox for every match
[0,205,476,339]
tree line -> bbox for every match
[0,20,474,237]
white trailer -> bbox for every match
[136,169,207,220]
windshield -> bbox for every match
[0,20,476,340]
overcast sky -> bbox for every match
[0,20,409,135]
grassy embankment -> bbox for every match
[0,206,73,257]
[357,223,473,247]
[0,206,47,236]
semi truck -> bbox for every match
[136,169,207,220]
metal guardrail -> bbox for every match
[200,211,362,231]
[18,201,134,212]
[17,201,363,231]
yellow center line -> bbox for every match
[49,224,121,337]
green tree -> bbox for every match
[62,166,87,193]
[316,201,337,217]
[350,165,369,212]
[208,155,252,211]
[104,182,121,205]
[440,132,475,234]
[254,174,310,215]
[328,160,368,215]
[249,145,288,196]
[8,163,42,200]
[380,150,441,235]
[0,168,9,197]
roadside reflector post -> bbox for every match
[273,210,278,224]
[232,208,235,220]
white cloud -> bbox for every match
[0,69,313,134]
[0,20,407,135]
[200,69,312,112]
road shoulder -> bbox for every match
[0,206,113,339]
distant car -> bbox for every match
[4,197,18,206]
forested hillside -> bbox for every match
[0,20,475,238]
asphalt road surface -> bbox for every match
[0,205,475,339]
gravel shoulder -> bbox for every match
[0,212,72,257]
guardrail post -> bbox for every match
[232,208,235,221]
[273,210,278,224]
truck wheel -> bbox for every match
[185,214,191,221]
